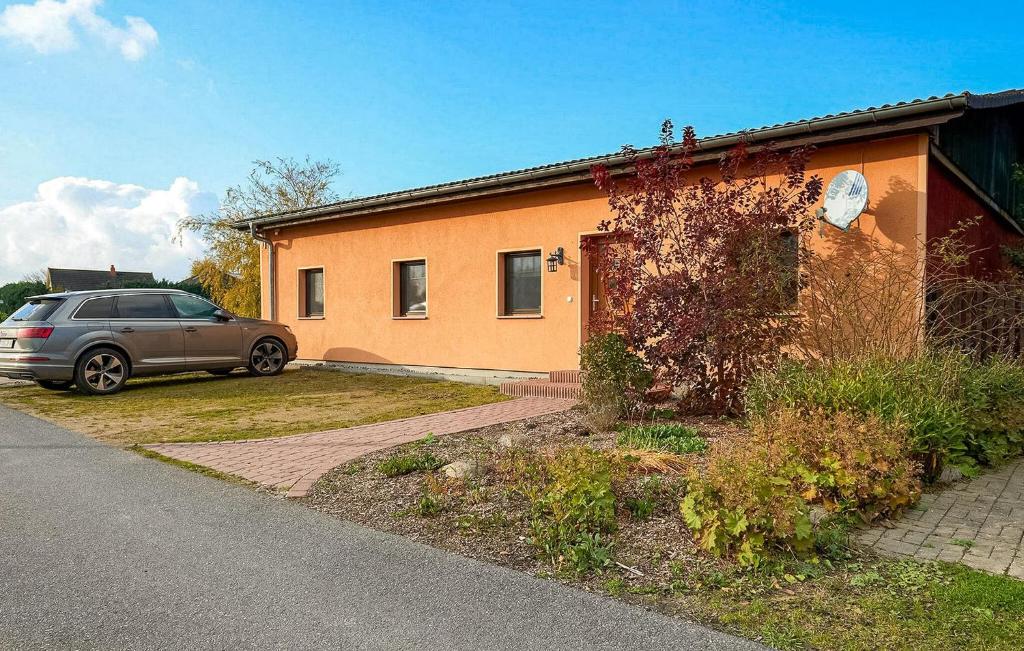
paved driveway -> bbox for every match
[144,397,576,496]
[857,459,1024,578]
[0,405,759,650]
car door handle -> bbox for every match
[119,327,135,333]
[183,326,198,333]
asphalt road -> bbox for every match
[0,405,763,651]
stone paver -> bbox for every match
[856,458,1024,577]
[144,397,576,497]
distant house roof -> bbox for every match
[237,90,1024,232]
[46,266,156,292]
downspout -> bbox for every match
[249,223,275,321]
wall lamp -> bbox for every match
[546,247,565,272]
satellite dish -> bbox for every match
[819,170,868,231]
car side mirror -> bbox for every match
[213,309,233,321]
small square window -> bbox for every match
[300,268,324,318]
[501,251,541,316]
[396,260,427,317]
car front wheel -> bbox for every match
[36,379,74,391]
[74,348,130,395]
[247,339,286,377]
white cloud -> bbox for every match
[0,0,158,60]
[0,176,216,285]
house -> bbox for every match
[46,266,156,292]
[238,90,1024,391]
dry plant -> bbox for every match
[927,281,1024,362]
[610,448,691,474]
[797,217,1024,363]
[797,236,925,361]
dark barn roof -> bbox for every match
[237,90,1024,232]
[46,267,156,292]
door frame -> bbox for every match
[578,231,611,350]
[579,230,633,352]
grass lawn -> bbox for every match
[686,558,1024,650]
[0,367,508,446]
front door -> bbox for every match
[582,233,623,343]
[587,245,610,330]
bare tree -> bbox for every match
[21,269,46,284]
[178,157,341,317]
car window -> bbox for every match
[170,294,221,319]
[74,297,115,319]
[115,294,174,319]
[7,299,63,322]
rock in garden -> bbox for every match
[808,505,829,525]
[497,432,528,448]
[441,459,483,480]
[937,465,964,484]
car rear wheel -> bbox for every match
[75,348,130,395]
[247,338,286,377]
[36,379,74,391]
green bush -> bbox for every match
[959,357,1024,466]
[579,333,653,428]
[526,446,621,573]
[617,423,707,455]
[378,451,444,477]
[681,409,920,567]
[681,454,814,568]
[746,352,1024,477]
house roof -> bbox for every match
[238,90,1024,231]
[46,267,156,292]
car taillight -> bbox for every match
[18,326,54,339]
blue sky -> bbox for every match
[0,0,1022,282]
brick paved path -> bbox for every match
[144,398,576,498]
[855,458,1024,578]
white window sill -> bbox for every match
[392,315,428,320]
[298,316,325,320]
[497,314,543,319]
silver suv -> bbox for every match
[0,289,297,395]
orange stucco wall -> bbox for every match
[261,134,929,373]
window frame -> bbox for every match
[391,258,428,319]
[70,296,116,320]
[109,293,176,320]
[496,248,544,318]
[297,266,325,319]
[9,298,65,322]
[168,293,224,320]
[777,229,801,312]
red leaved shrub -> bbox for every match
[590,123,823,414]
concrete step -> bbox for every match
[499,379,582,400]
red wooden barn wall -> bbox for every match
[927,158,1024,278]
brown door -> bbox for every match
[582,234,622,342]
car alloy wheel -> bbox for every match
[83,353,126,392]
[250,340,285,375]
